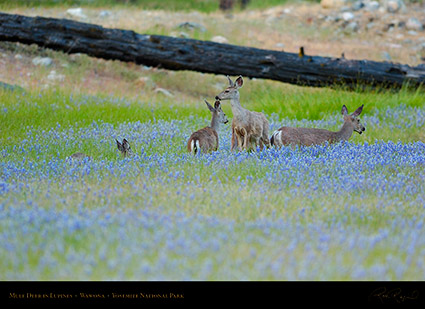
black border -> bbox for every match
[2,281,424,305]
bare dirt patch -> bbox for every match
[1,2,424,97]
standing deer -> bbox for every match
[270,105,365,147]
[187,99,228,154]
[215,75,269,151]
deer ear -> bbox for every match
[235,75,243,88]
[214,100,221,109]
[116,139,122,149]
[123,139,131,150]
[341,105,348,116]
[352,104,364,117]
[226,75,234,87]
[204,99,215,112]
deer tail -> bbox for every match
[270,130,280,146]
[189,139,200,154]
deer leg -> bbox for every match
[262,134,270,148]
[238,136,244,151]
[250,133,262,151]
[231,128,239,152]
[236,130,244,151]
[233,127,244,151]
[243,134,249,150]
[258,139,264,150]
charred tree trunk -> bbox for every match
[0,12,424,90]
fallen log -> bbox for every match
[0,12,424,90]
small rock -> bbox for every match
[383,23,395,32]
[69,53,83,62]
[366,22,375,31]
[47,70,65,82]
[398,21,406,29]
[178,31,190,38]
[321,0,346,9]
[342,12,355,21]
[406,18,423,31]
[211,35,229,44]
[351,1,365,11]
[32,56,53,66]
[385,0,405,13]
[345,21,359,32]
[381,51,392,61]
[365,1,380,11]
[275,42,285,49]
[324,15,338,23]
[99,10,111,18]
[66,8,87,19]
[177,22,206,32]
[14,54,23,60]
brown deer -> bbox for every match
[215,75,269,151]
[270,105,365,147]
[187,100,228,154]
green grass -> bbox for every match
[2,80,424,148]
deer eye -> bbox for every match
[225,90,230,93]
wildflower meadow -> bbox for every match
[1,89,424,281]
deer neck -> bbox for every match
[335,122,354,141]
[210,113,220,132]
[230,94,243,112]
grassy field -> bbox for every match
[1,1,425,281]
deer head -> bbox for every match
[215,75,244,101]
[342,105,365,134]
[116,138,133,157]
[205,99,228,125]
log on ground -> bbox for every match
[0,12,424,89]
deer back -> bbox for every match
[273,127,337,147]
[187,127,219,153]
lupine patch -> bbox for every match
[1,104,425,280]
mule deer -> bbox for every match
[270,105,365,147]
[215,75,269,151]
[187,99,228,154]
[116,138,133,157]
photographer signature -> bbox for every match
[369,287,419,304]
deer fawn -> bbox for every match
[215,75,269,151]
[271,105,365,147]
[116,138,133,157]
[68,138,132,161]
[187,99,228,154]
